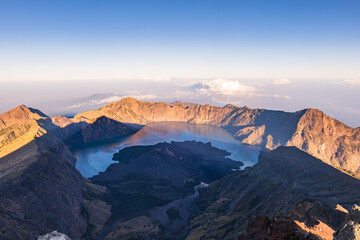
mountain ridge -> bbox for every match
[71,97,360,176]
[1,98,359,176]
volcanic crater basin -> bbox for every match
[72,122,261,178]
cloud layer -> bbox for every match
[273,78,291,85]
[67,92,157,109]
[190,79,257,97]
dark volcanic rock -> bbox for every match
[187,146,360,240]
[334,205,360,240]
[55,116,138,147]
[238,215,319,240]
[91,141,243,221]
[0,134,87,240]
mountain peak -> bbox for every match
[120,97,139,103]
[0,105,47,130]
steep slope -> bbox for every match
[73,97,360,176]
[286,108,360,176]
[186,147,360,240]
[0,104,138,159]
[0,133,88,240]
[74,97,305,149]
[0,105,49,158]
[54,116,138,147]
[0,105,47,130]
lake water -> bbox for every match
[73,122,261,178]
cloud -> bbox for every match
[190,79,257,97]
[343,79,360,85]
[152,78,171,82]
[273,94,290,99]
[66,93,157,109]
[273,79,291,85]
[173,90,194,98]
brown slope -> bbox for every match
[74,97,305,149]
[0,105,49,158]
[286,108,360,175]
[0,105,47,131]
[74,97,360,176]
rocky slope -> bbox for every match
[91,141,243,239]
[186,147,360,240]
[55,116,138,147]
[1,100,360,239]
[0,105,49,158]
[334,204,360,240]
[3,99,359,177]
[0,105,138,159]
[237,215,322,240]
[0,106,119,240]
[0,133,88,240]
[71,97,360,176]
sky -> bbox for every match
[0,1,359,127]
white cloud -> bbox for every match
[152,78,171,82]
[191,79,257,97]
[273,79,291,85]
[343,79,360,85]
[66,93,157,109]
[273,94,290,99]
[173,90,194,98]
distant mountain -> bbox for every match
[72,97,360,176]
[187,146,360,240]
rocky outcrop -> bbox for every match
[286,108,360,176]
[186,147,360,240]
[238,215,320,240]
[334,205,360,240]
[38,231,71,240]
[243,201,352,240]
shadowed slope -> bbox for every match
[186,146,360,240]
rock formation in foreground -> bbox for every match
[186,147,360,240]
[334,204,360,240]
[38,231,71,240]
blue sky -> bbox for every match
[1,0,359,80]
[0,1,360,127]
